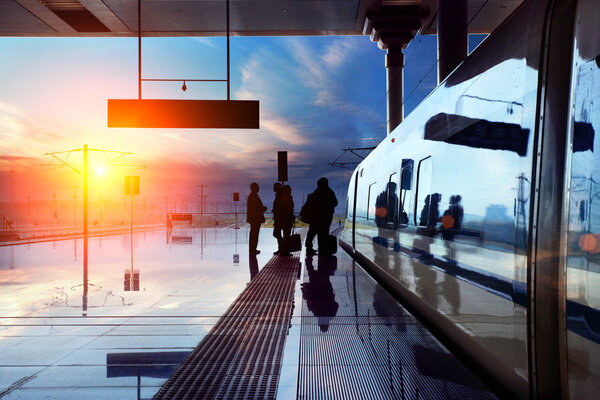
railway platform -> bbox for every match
[0,227,497,399]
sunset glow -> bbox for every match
[0,36,390,214]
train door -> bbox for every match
[562,0,600,397]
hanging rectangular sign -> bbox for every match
[277,151,288,182]
[108,99,259,129]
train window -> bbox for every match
[399,159,414,226]
[415,156,432,226]
[367,182,376,220]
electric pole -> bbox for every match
[44,145,133,315]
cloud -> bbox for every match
[260,116,309,146]
[286,38,381,123]
[322,40,358,69]
[191,37,220,49]
[0,101,27,143]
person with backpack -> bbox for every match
[302,177,337,255]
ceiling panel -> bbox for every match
[0,0,55,33]
[0,0,524,38]
[103,0,361,35]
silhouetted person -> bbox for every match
[272,182,283,254]
[246,182,266,255]
[307,177,338,255]
[279,185,295,256]
[301,254,338,332]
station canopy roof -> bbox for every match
[2,0,524,45]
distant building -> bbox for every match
[484,204,511,223]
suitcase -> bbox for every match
[286,233,302,252]
[325,234,337,254]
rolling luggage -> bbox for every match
[286,232,302,252]
[285,226,302,253]
[325,234,337,254]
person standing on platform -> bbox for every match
[278,184,295,257]
[272,182,283,255]
[308,177,338,255]
[246,182,266,255]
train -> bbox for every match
[339,0,599,398]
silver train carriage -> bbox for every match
[340,0,600,398]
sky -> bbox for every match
[0,33,478,209]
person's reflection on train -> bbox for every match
[301,255,339,332]
[441,195,464,260]
[386,182,399,230]
[416,193,441,258]
[249,254,259,281]
[419,195,431,229]
[278,185,295,257]
[375,188,388,230]
[374,182,399,243]
[386,182,401,252]
[272,183,283,255]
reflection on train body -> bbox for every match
[341,0,600,398]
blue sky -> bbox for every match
[0,34,485,206]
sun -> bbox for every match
[95,166,106,176]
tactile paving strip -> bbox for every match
[153,254,300,400]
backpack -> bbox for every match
[300,194,314,224]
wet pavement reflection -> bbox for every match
[0,227,277,399]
